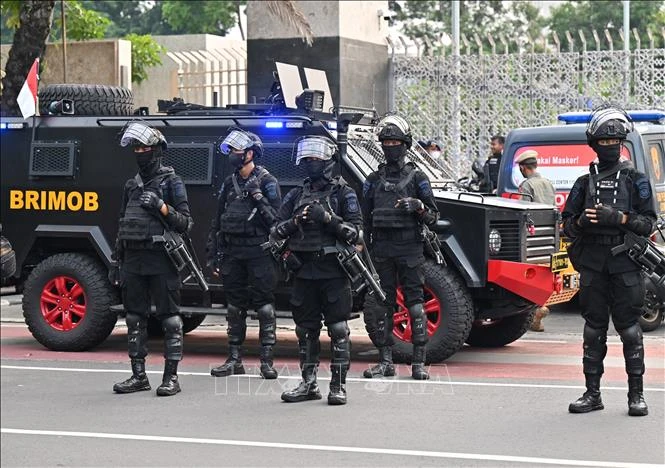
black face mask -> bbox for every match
[593,142,621,167]
[383,144,406,165]
[302,159,332,181]
[228,151,247,169]
[135,150,160,178]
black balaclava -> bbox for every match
[383,143,407,167]
[591,141,622,170]
[303,159,334,186]
[229,150,249,169]
[135,146,161,179]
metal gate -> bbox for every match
[389,30,665,177]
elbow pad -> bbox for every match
[275,218,298,239]
[626,214,656,237]
[327,217,358,243]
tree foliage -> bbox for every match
[125,33,165,84]
[161,1,242,35]
[548,1,665,51]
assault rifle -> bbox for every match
[611,229,665,298]
[152,229,209,292]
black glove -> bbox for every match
[595,204,624,226]
[108,264,121,286]
[396,197,424,214]
[302,203,332,224]
[245,177,263,201]
[140,191,165,212]
[576,211,594,228]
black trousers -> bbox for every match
[290,277,352,330]
[122,270,180,319]
[221,254,276,310]
[579,268,645,331]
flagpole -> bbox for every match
[31,59,39,144]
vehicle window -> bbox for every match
[506,143,633,208]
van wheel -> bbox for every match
[465,307,536,348]
[363,262,474,364]
[22,254,118,351]
[38,84,134,116]
[147,315,207,337]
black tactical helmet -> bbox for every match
[219,128,263,159]
[376,114,413,149]
[586,106,634,144]
[120,121,168,150]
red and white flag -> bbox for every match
[17,58,39,119]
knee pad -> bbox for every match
[125,313,145,330]
[327,321,350,342]
[256,303,276,322]
[161,314,183,334]
[408,303,428,345]
[583,324,607,346]
[617,323,642,345]
[295,325,309,342]
[227,304,247,321]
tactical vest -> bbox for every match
[219,167,270,245]
[582,163,632,238]
[288,178,344,253]
[118,171,173,247]
[371,163,420,234]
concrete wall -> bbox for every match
[1,39,131,89]
[247,0,389,114]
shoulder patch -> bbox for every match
[418,179,432,197]
[264,181,278,201]
[635,177,651,200]
[345,191,360,213]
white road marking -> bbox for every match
[1,428,661,468]
[2,364,663,392]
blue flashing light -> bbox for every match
[285,121,304,129]
[558,110,665,124]
[326,121,338,130]
[265,121,284,129]
[0,122,6,130]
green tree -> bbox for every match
[548,1,665,51]
[125,33,165,84]
[161,1,244,35]
[388,0,546,54]
[50,0,111,41]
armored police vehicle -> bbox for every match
[1,82,571,362]
[497,110,665,331]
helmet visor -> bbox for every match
[293,137,336,165]
[587,109,633,137]
[374,114,411,137]
[220,130,254,154]
[120,122,164,147]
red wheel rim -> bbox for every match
[40,276,86,331]
[393,286,441,343]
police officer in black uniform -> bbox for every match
[480,135,504,193]
[207,129,281,379]
[562,107,656,416]
[361,115,439,380]
[111,122,193,396]
[274,136,362,405]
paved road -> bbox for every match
[1,293,664,467]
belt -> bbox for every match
[582,234,624,246]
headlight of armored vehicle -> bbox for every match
[488,229,502,255]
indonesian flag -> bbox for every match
[17,58,39,119]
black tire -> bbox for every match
[465,307,536,348]
[38,84,134,116]
[1,236,17,282]
[363,262,474,364]
[22,253,118,351]
[639,277,664,332]
[147,314,207,337]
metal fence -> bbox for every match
[167,45,247,107]
[389,29,665,177]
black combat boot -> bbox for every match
[156,359,181,396]
[568,374,604,413]
[259,345,278,379]
[327,364,347,406]
[627,375,648,416]
[113,359,151,393]
[411,345,430,380]
[211,345,246,377]
[363,346,396,378]
[281,334,322,402]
